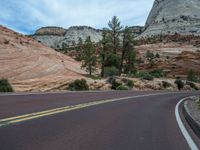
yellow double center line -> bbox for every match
[0,92,178,127]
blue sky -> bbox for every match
[0,0,154,34]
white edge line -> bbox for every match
[175,97,199,150]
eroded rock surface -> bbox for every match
[0,25,85,91]
[141,0,200,37]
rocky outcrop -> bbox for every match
[33,26,102,49]
[58,26,102,48]
[33,25,144,49]
[128,26,144,37]
[136,42,200,78]
[0,25,85,91]
[35,26,66,36]
[140,0,200,37]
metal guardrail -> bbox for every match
[182,97,200,139]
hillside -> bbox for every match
[136,42,200,78]
[0,25,85,91]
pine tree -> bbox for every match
[121,27,136,74]
[77,37,83,51]
[108,16,123,54]
[146,51,155,66]
[75,38,84,61]
[82,36,97,76]
[78,37,83,46]
[187,70,198,82]
[99,28,109,77]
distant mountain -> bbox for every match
[140,0,200,37]
[33,26,102,49]
[32,26,144,49]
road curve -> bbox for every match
[0,91,199,150]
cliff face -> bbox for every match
[140,0,200,37]
[35,27,67,36]
[58,26,102,48]
[33,26,102,49]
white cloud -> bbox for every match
[0,0,154,34]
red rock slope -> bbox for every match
[0,25,85,92]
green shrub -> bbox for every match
[105,54,121,68]
[155,53,160,58]
[122,78,134,88]
[149,69,165,78]
[116,85,128,90]
[146,51,155,65]
[127,79,134,88]
[136,72,154,81]
[0,79,14,92]
[142,74,154,81]
[187,70,198,82]
[162,81,171,88]
[104,66,119,77]
[175,79,184,90]
[68,79,89,91]
[187,81,199,90]
[75,55,82,61]
[141,73,154,81]
[108,77,122,90]
[197,98,200,109]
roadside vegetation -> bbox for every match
[174,79,184,90]
[116,85,129,90]
[187,70,199,83]
[162,81,172,88]
[62,16,199,91]
[134,72,154,81]
[149,69,166,78]
[186,81,199,90]
[195,96,200,110]
[67,79,89,91]
[0,78,14,92]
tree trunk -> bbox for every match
[119,51,125,76]
[101,56,105,78]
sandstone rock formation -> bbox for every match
[33,25,144,49]
[0,25,85,91]
[140,0,200,37]
[35,26,66,36]
[136,42,200,78]
[33,26,102,49]
[128,26,144,37]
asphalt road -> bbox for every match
[0,91,199,150]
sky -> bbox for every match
[0,0,154,34]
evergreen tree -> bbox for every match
[187,70,198,82]
[121,27,136,74]
[108,16,123,54]
[78,37,83,46]
[82,36,97,76]
[77,37,83,51]
[75,37,84,61]
[99,28,109,77]
[146,51,155,66]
